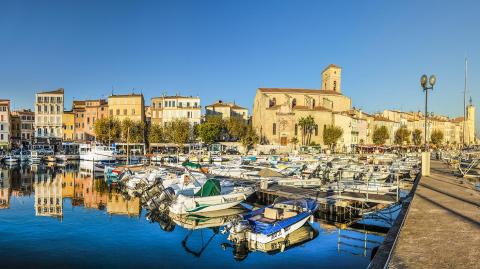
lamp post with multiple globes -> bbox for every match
[420,74,436,151]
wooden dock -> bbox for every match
[370,160,480,269]
[258,184,398,205]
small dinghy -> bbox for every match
[227,198,318,244]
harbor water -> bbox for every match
[0,163,387,269]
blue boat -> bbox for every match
[228,198,318,244]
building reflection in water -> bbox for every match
[0,167,11,209]
[34,166,63,219]
[107,192,141,217]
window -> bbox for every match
[187,102,190,107]
[291,98,297,108]
[123,109,127,115]
[116,109,120,115]
[315,125,318,136]
[110,109,113,116]
[152,103,155,109]
[295,124,298,136]
[273,123,276,135]
[269,98,276,108]
[194,102,198,108]
[37,96,42,103]
[132,109,135,115]
[312,99,316,108]
[0,124,3,131]
[333,81,337,91]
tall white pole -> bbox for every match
[463,58,467,146]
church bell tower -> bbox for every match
[321,64,342,93]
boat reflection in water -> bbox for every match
[147,207,246,257]
[223,223,318,261]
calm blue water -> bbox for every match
[0,163,385,269]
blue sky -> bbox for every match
[0,0,479,121]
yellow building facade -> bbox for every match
[108,94,145,122]
[62,111,75,141]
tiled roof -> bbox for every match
[321,64,341,73]
[258,88,342,95]
[206,101,247,110]
[374,115,397,123]
[109,93,143,98]
[152,95,198,99]
[38,88,64,94]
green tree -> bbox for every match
[323,125,343,149]
[121,118,145,143]
[394,126,411,145]
[241,127,259,151]
[226,117,248,141]
[166,119,191,147]
[197,116,226,143]
[148,123,164,144]
[298,116,315,145]
[290,136,299,150]
[373,126,390,145]
[412,129,422,146]
[430,130,444,146]
[94,117,121,144]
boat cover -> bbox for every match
[182,161,202,169]
[194,179,221,197]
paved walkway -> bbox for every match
[388,160,480,269]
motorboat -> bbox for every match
[79,143,116,161]
[169,179,255,215]
[227,198,318,245]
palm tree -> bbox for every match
[298,116,315,146]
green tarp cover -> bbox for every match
[182,161,202,169]
[194,179,221,197]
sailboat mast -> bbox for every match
[463,58,468,145]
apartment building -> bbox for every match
[0,99,10,149]
[205,100,249,121]
[34,88,64,139]
[12,109,35,145]
[150,95,201,126]
[108,94,145,122]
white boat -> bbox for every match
[169,179,255,215]
[227,199,318,244]
[30,150,43,163]
[79,144,116,161]
[151,155,163,162]
[4,155,18,165]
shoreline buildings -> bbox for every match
[252,64,476,150]
[0,64,476,149]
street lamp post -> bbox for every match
[420,74,436,151]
